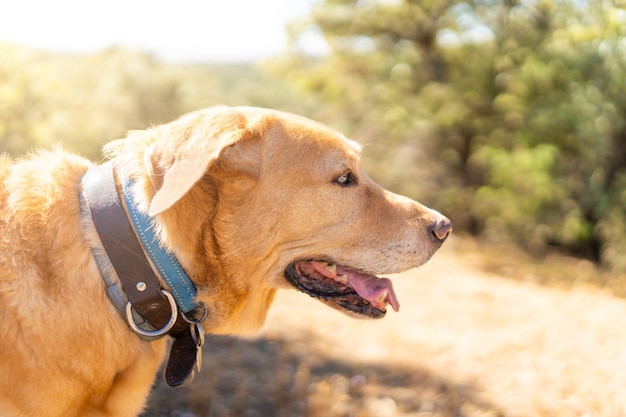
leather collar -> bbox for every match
[80,161,207,387]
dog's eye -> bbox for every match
[334,171,357,187]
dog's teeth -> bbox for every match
[336,274,348,283]
[327,264,337,275]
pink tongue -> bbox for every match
[344,273,399,312]
[351,277,399,312]
[338,266,400,312]
[308,262,400,312]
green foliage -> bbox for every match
[277,0,626,272]
[0,43,317,160]
[472,144,566,246]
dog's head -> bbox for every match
[108,106,451,333]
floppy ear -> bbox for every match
[145,109,265,216]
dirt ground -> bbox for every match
[142,237,626,417]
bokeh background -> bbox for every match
[2,1,626,416]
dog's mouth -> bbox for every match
[284,260,399,319]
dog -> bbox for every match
[0,106,451,416]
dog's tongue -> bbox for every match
[339,267,400,312]
[310,262,400,312]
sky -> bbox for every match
[0,0,323,62]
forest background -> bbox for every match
[1,0,625,276]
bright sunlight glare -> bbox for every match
[0,0,319,62]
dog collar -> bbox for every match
[120,177,199,314]
[80,161,206,387]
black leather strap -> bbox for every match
[165,330,200,386]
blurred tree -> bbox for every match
[0,44,188,160]
[0,43,53,155]
[276,0,626,271]
[0,43,318,161]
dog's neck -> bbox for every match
[80,161,207,387]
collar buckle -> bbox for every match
[126,289,178,338]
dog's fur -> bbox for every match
[0,106,449,416]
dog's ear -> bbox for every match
[145,109,265,216]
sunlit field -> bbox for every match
[2,2,625,415]
[143,238,626,417]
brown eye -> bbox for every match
[334,171,357,186]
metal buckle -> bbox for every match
[125,290,178,338]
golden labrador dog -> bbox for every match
[0,106,451,416]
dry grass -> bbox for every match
[456,236,626,297]
[142,237,626,417]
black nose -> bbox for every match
[430,217,453,242]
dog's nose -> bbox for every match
[430,216,453,242]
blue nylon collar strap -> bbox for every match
[120,177,200,314]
